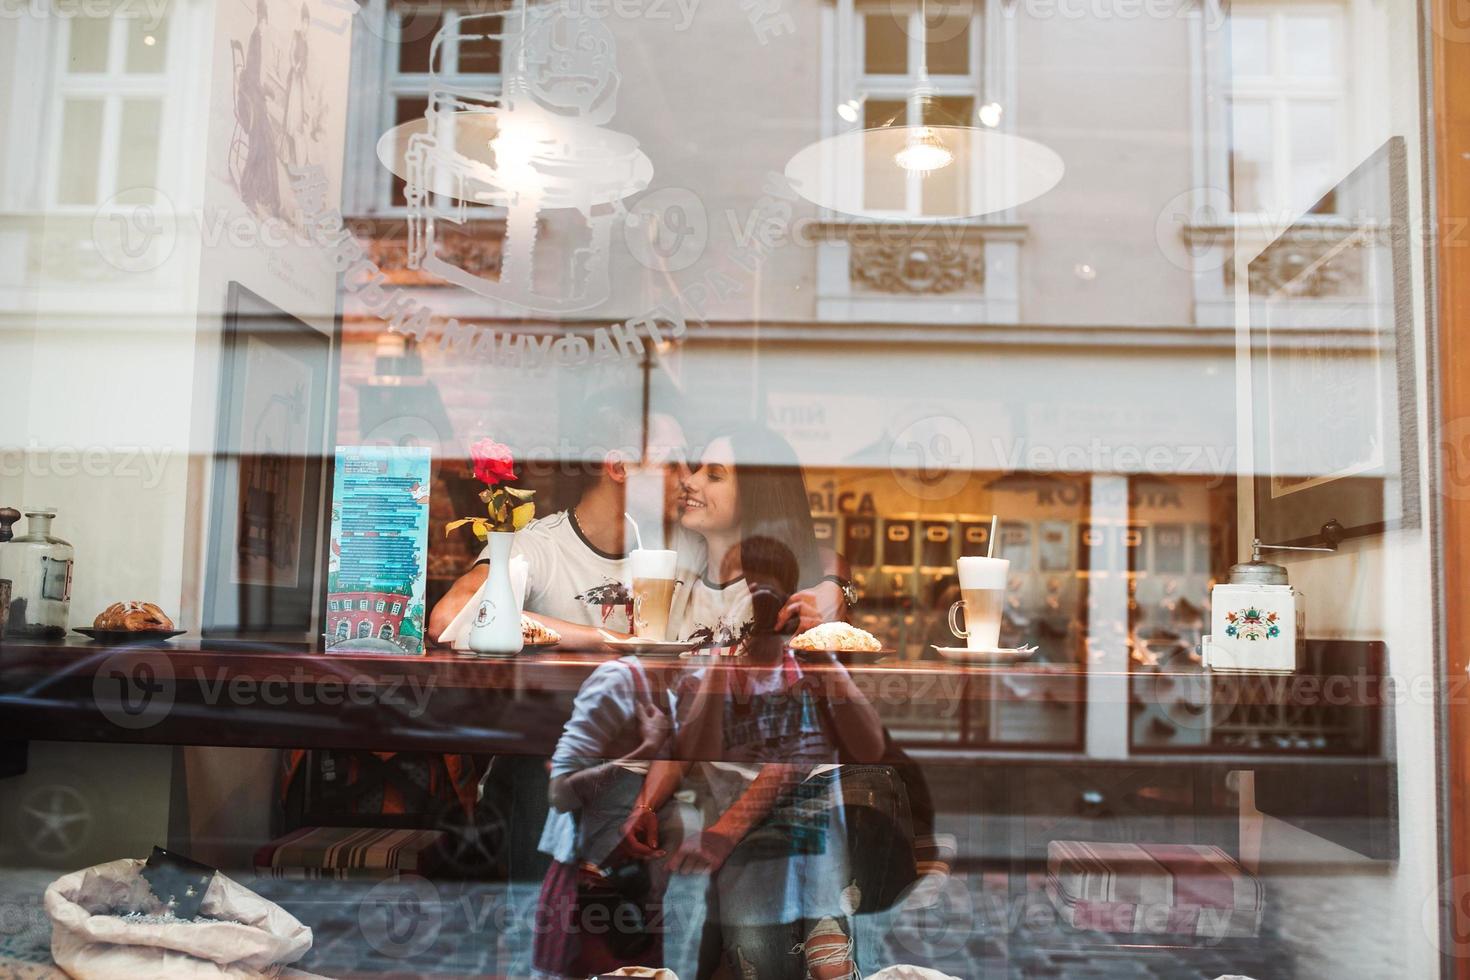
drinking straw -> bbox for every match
[625,513,644,551]
[987,514,999,558]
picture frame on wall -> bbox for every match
[1248,137,1420,548]
[203,281,333,641]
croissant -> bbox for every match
[521,617,560,646]
[94,601,175,632]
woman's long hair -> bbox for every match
[701,424,822,594]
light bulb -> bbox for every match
[836,99,862,123]
[894,128,954,175]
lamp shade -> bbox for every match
[784,125,1064,221]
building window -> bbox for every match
[368,3,503,210]
[335,620,350,640]
[328,599,338,611]
[851,1,980,218]
[359,599,370,611]
[391,601,402,615]
[47,11,172,208]
[357,620,372,639]
[1226,4,1348,218]
[378,622,396,640]
[817,0,1020,323]
[376,599,386,613]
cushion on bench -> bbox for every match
[254,826,446,880]
[1046,840,1263,939]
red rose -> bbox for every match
[470,438,517,486]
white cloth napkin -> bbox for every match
[436,554,529,650]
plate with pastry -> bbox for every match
[931,644,1038,664]
[76,601,184,644]
[597,630,701,656]
[788,622,887,657]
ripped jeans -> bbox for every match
[692,779,859,980]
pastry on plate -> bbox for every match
[790,621,881,653]
[94,601,175,632]
[521,617,560,646]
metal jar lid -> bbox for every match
[1228,558,1289,586]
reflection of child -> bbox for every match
[532,656,682,979]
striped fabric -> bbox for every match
[1046,840,1264,939]
[254,826,446,880]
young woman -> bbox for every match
[625,425,884,980]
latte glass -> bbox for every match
[948,556,1010,650]
[628,549,678,640]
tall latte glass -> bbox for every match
[949,556,1010,650]
[629,549,678,640]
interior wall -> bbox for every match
[1229,1,1441,971]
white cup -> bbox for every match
[628,549,678,640]
[949,556,1010,650]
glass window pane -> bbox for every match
[397,9,442,74]
[925,7,970,76]
[863,98,907,211]
[1229,14,1270,77]
[921,95,971,216]
[864,13,907,75]
[57,99,104,204]
[124,15,168,73]
[1289,101,1340,211]
[1229,97,1273,212]
[1285,14,1341,76]
[67,16,112,73]
[391,96,429,206]
[115,99,162,203]
[457,22,501,74]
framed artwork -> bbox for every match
[203,281,332,639]
[1248,137,1420,547]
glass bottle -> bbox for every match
[1,508,74,638]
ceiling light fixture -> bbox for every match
[784,0,1062,220]
[894,127,954,175]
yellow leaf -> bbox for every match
[445,519,471,536]
[472,522,489,542]
[512,502,535,530]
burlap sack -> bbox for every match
[44,858,312,979]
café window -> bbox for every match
[346,0,503,212]
[817,0,1020,323]
[1226,4,1348,217]
[47,10,173,209]
[1184,0,1388,327]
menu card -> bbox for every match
[326,446,431,654]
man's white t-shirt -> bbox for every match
[477,510,705,634]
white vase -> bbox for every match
[467,531,522,657]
